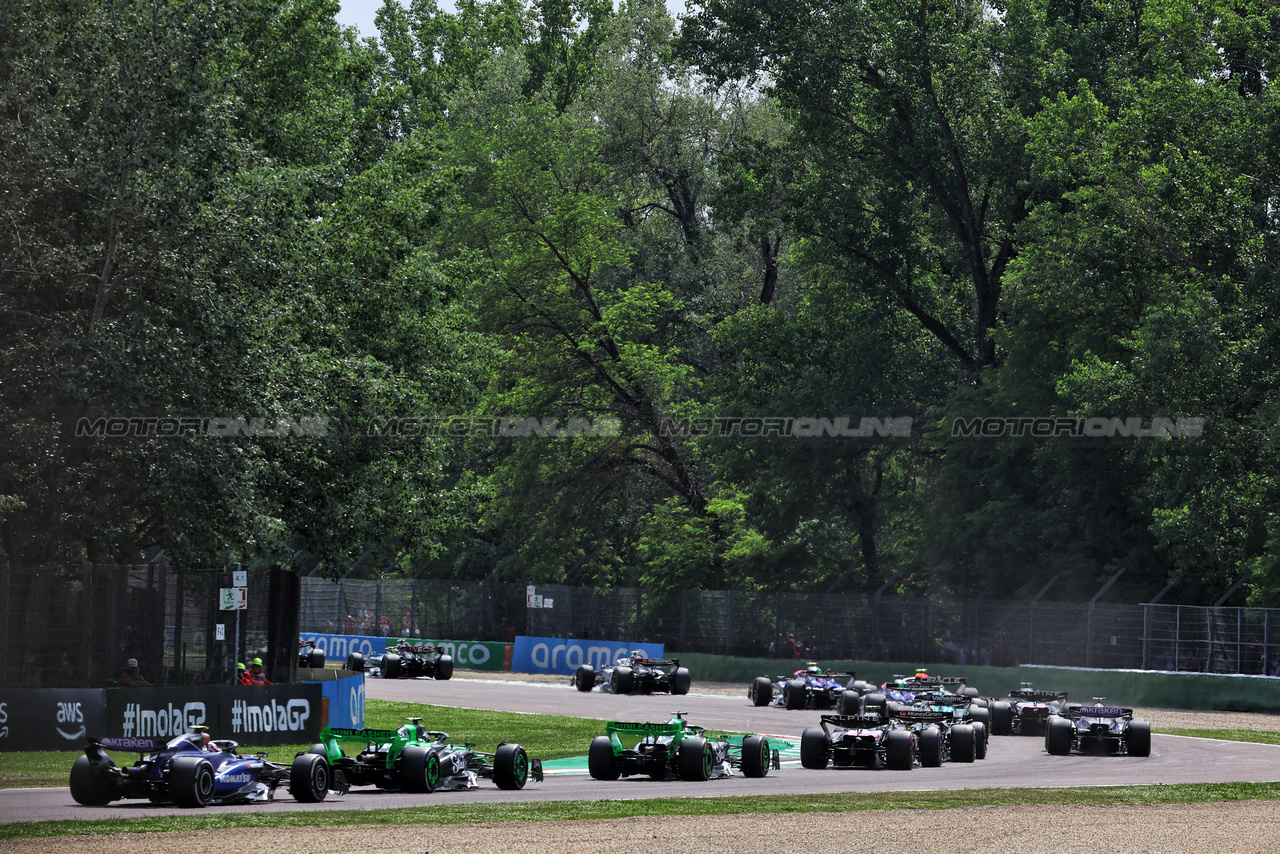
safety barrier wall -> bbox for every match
[673,653,1280,713]
[0,683,324,752]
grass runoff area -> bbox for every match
[2,702,1279,839]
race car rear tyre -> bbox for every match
[588,736,620,780]
[70,754,118,805]
[399,745,441,793]
[990,701,1013,735]
[863,692,887,720]
[307,743,327,757]
[970,706,991,735]
[741,735,770,778]
[381,652,401,679]
[950,724,976,763]
[961,686,980,699]
[169,755,216,807]
[435,654,454,681]
[799,727,828,769]
[575,665,596,692]
[677,736,713,781]
[838,689,860,716]
[671,666,691,695]
[919,727,943,767]
[289,753,331,802]
[610,666,634,694]
[886,729,913,770]
[493,743,530,789]
[783,678,807,710]
[848,679,870,693]
[1045,716,1073,755]
[345,652,365,673]
[750,676,773,706]
[308,649,326,669]
[1126,720,1152,757]
[973,722,988,759]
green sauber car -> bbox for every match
[307,718,542,793]
[587,712,778,781]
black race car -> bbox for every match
[798,712,919,771]
[574,650,691,695]
[362,642,454,679]
[988,686,1069,736]
[1045,701,1151,756]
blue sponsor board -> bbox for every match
[317,673,365,730]
[510,636,664,675]
[300,632,388,662]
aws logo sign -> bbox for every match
[56,701,86,742]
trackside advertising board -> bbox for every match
[299,633,388,662]
[104,684,322,747]
[299,634,508,670]
[0,689,108,752]
[510,636,665,675]
[317,673,365,729]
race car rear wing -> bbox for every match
[1010,689,1068,703]
[1067,705,1133,719]
[632,657,679,667]
[890,708,952,724]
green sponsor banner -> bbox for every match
[404,638,508,671]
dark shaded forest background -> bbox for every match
[2,0,1278,608]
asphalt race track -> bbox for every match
[7,676,1280,823]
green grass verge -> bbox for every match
[3,782,1280,839]
[0,700,604,790]
[1160,728,1280,746]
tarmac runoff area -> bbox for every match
[6,672,1280,852]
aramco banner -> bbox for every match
[510,636,665,675]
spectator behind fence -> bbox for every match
[236,662,252,685]
[119,658,151,687]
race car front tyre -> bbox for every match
[435,654,454,681]
[783,678,807,710]
[399,745,441,793]
[677,736,713,781]
[799,727,828,769]
[575,664,596,692]
[740,735,770,777]
[381,652,401,679]
[1126,720,1152,757]
[169,755,216,807]
[950,724,976,763]
[308,649,326,669]
[885,729,913,770]
[289,753,330,802]
[919,727,943,767]
[610,666,634,694]
[670,666,691,695]
[70,754,118,805]
[345,652,365,673]
[588,736,620,780]
[493,743,530,789]
[750,676,773,706]
[973,722,988,759]
[1045,716,1074,755]
[990,701,1013,735]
